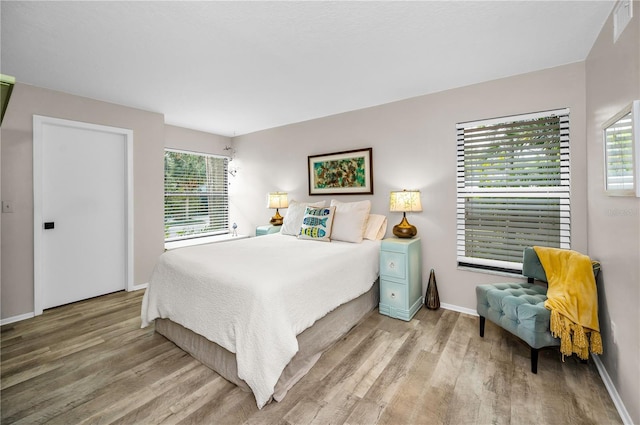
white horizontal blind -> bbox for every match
[456,109,571,271]
[164,149,229,241]
[604,110,634,193]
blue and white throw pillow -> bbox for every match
[298,206,336,242]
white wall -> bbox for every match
[231,61,589,313]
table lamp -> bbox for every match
[267,192,288,225]
[389,189,422,238]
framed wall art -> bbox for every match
[308,148,373,195]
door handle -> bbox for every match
[44,222,55,230]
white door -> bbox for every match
[33,116,133,313]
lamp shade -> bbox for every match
[389,190,422,213]
[267,192,289,209]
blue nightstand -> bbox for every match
[256,225,281,236]
[378,237,423,321]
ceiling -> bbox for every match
[1,1,615,137]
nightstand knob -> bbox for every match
[389,262,395,269]
[390,292,396,299]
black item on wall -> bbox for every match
[0,74,15,125]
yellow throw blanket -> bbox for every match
[533,246,603,360]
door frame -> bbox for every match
[33,115,134,315]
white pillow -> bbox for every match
[298,206,336,242]
[364,214,388,240]
[329,199,371,243]
[281,200,326,236]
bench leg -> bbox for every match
[479,316,486,338]
[531,348,539,374]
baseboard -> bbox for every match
[440,302,478,317]
[592,355,633,425]
[130,282,148,291]
[1,312,35,326]
[3,285,147,326]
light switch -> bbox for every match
[2,200,13,213]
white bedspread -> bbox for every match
[141,233,380,408]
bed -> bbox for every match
[141,205,386,408]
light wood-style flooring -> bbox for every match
[1,290,621,424]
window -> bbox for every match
[164,149,229,241]
[603,100,639,196]
[456,109,571,272]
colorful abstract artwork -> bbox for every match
[308,148,373,195]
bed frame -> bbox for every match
[154,280,379,403]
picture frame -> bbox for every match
[308,148,373,195]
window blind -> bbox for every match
[164,149,229,241]
[456,109,571,271]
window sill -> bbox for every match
[165,234,248,250]
[457,265,524,279]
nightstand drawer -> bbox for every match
[380,251,406,280]
[380,280,407,310]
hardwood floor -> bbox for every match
[1,290,621,425]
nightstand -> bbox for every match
[255,224,281,236]
[378,237,423,321]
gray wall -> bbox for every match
[165,124,231,155]
[231,61,589,313]
[230,16,639,416]
[1,83,165,318]
[586,2,639,423]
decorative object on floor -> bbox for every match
[425,268,440,310]
[389,189,422,238]
[267,192,288,225]
[308,148,373,195]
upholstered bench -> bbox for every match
[476,247,599,374]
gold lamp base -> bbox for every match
[392,214,417,238]
[270,209,283,226]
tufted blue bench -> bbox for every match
[476,247,599,374]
